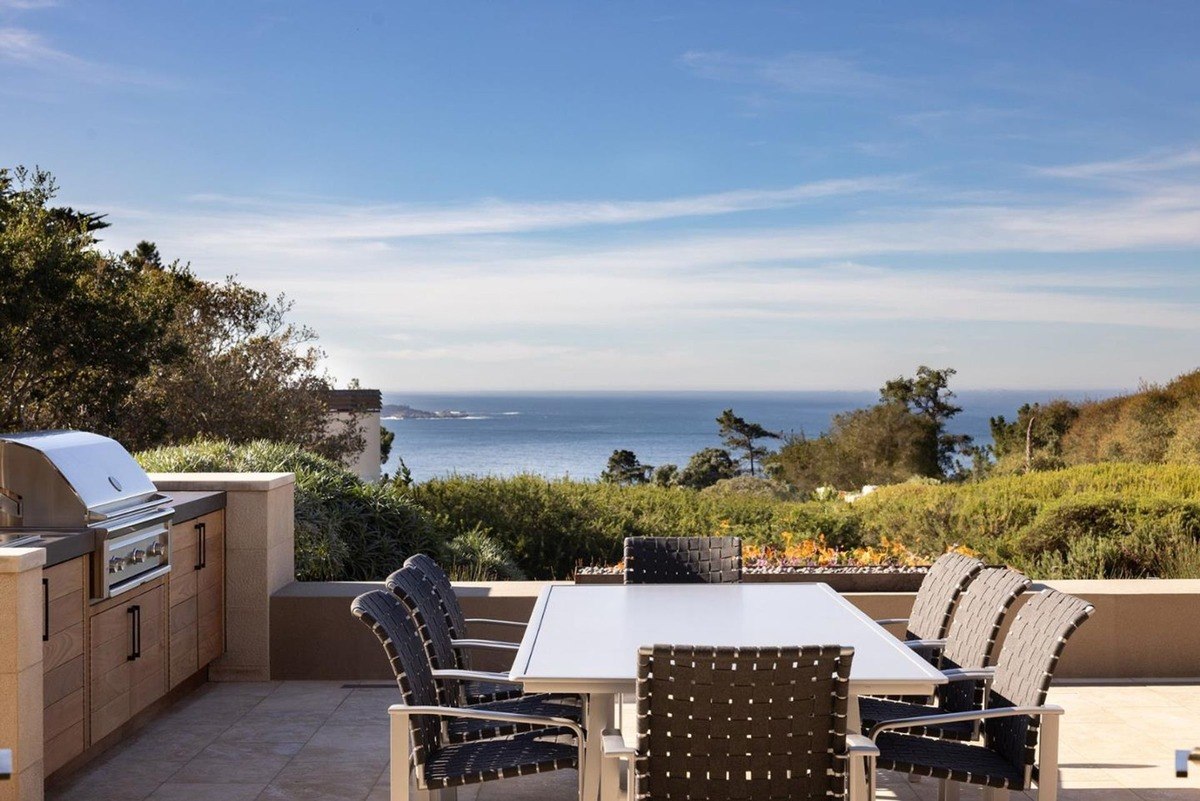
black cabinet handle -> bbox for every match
[42,578,49,642]
[128,605,141,661]
[195,522,206,571]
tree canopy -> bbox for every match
[600,449,652,485]
[0,166,358,459]
[716,408,780,476]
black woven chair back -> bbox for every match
[635,644,853,801]
[939,568,1032,712]
[985,590,1094,774]
[907,552,984,640]
[624,536,742,584]
[387,565,462,705]
[405,553,469,640]
[350,589,442,768]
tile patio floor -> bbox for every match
[46,681,1200,801]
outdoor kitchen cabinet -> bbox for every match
[168,510,225,689]
[42,555,87,774]
[88,579,167,744]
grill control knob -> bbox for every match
[108,556,125,573]
[130,549,147,564]
[147,541,166,557]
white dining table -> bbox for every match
[510,582,946,801]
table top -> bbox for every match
[510,583,947,694]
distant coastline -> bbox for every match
[381,403,470,420]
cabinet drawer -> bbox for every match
[43,557,86,644]
[88,582,167,745]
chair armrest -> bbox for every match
[868,704,1064,739]
[905,639,947,653]
[451,638,520,652]
[941,667,995,683]
[431,669,522,687]
[601,729,637,758]
[466,618,528,630]
[846,733,880,757]
[874,618,909,626]
[388,703,585,742]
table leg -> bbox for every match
[583,692,615,801]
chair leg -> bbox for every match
[390,710,411,801]
[1038,714,1061,801]
[983,789,1008,801]
[938,779,960,801]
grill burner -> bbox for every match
[0,431,173,601]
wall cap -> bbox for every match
[150,472,296,492]
[0,546,47,573]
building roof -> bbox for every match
[323,389,382,413]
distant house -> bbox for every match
[323,389,382,482]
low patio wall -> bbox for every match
[269,578,1200,682]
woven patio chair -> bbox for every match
[351,590,584,801]
[602,644,879,801]
[623,536,742,584]
[868,589,1095,801]
[387,566,532,706]
[877,551,984,641]
[405,554,529,641]
[861,567,1032,740]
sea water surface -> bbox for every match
[382,390,1114,483]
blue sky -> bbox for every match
[3,1,1200,392]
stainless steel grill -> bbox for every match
[0,431,174,601]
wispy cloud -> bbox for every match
[679,50,890,95]
[0,0,59,9]
[169,175,905,247]
[0,26,169,87]
[1036,147,1200,180]
[94,145,1200,389]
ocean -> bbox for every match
[381,390,1114,483]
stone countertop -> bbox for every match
[165,490,226,523]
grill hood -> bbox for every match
[0,431,168,527]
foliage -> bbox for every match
[407,463,1200,580]
[989,399,1080,474]
[701,475,796,501]
[600,449,652,485]
[652,463,679,487]
[136,439,447,581]
[114,244,361,460]
[0,166,358,460]
[404,474,864,579]
[380,426,395,465]
[678,447,739,489]
[771,402,939,493]
[0,168,179,433]
[879,365,971,475]
[716,408,780,476]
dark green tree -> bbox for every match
[990,399,1080,472]
[880,366,970,475]
[716,408,780,476]
[380,426,396,465]
[771,403,939,493]
[678,447,738,489]
[600,449,651,485]
[652,463,679,487]
[0,168,179,433]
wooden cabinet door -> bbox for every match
[167,510,225,687]
[43,557,87,775]
[130,585,166,714]
[197,513,225,668]
[89,581,167,744]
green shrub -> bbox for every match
[138,439,442,581]
[140,444,1200,581]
